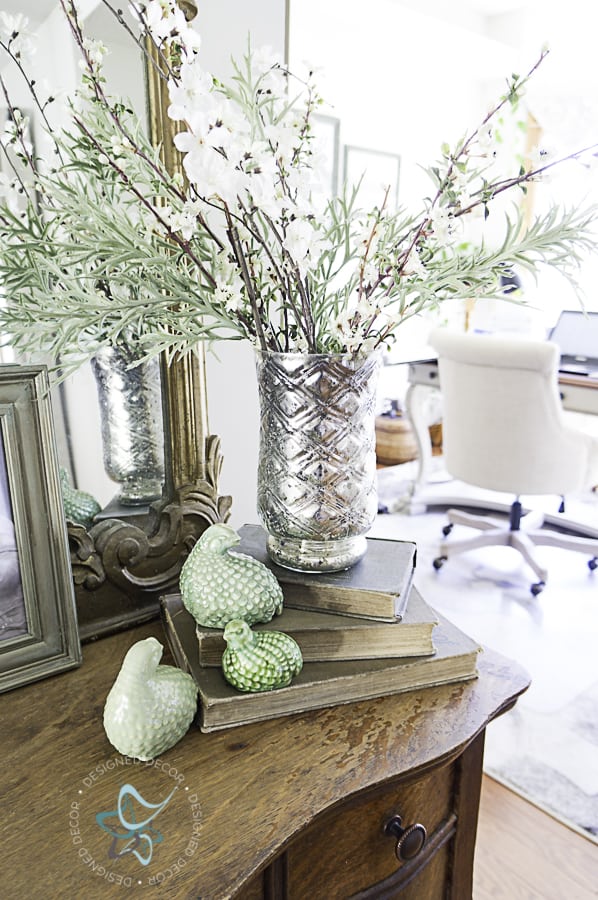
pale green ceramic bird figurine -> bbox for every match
[103,637,198,761]
[222,619,303,692]
[179,523,284,628]
[59,467,101,530]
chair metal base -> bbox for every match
[433,503,598,595]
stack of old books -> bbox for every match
[161,524,481,733]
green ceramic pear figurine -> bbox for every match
[103,637,198,761]
[180,523,284,628]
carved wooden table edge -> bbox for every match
[0,621,530,900]
[224,645,531,895]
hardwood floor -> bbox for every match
[474,776,598,899]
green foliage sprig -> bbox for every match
[0,1,596,375]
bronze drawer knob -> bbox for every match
[384,814,427,861]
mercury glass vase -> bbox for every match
[90,345,165,506]
[255,350,381,572]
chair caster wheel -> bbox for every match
[589,557,598,572]
[433,556,447,571]
[442,523,454,537]
[530,581,545,596]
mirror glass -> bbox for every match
[0,432,25,641]
[0,0,160,512]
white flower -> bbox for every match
[176,139,244,205]
[167,59,213,123]
[355,218,381,251]
[82,38,108,72]
[282,218,322,275]
[476,125,496,158]
[213,284,244,312]
[344,333,366,354]
[333,307,355,338]
[264,119,302,167]
[358,336,379,355]
[0,113,32,157]
[0,12,28,37]
[162,202,200,240]
[110,134,129,156]
[0,172,22,216]
[130,0,185,42]
[356,295,379,319]
[402,247,426,277]
[250,47,288,97]
[429,207,454,246]
[238,146,279,203]
[361,260,379,287]
[526,145,556,181]
[451,169,476,210]
[0,13,35,61]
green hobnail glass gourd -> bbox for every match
[222,619,303,692]
[180,523,284,628]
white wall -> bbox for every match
[289,0,516,212]
[289,0,598,333]
[193,0,288,77]
[199,0,288,529]
[489,0,598,326]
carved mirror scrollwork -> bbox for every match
[68,0,231,641]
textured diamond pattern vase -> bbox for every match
[256,351,381,572]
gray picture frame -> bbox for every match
[0,365,81,692]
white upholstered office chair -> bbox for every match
[428,327,598,595]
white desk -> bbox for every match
[558,372,598,416]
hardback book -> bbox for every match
[160,595,481,733]
[236,524,417,622]
[183,586,438,666]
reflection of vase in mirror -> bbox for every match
[90,345,165,506]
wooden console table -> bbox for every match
[1,620,528,899]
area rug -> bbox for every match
[482,681,598,841]
[374,462,598,843]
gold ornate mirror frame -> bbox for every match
[69,0,231,641]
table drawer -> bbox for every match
[285,763,455,899]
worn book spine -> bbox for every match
[192,586,438,666]
[236,524,417,622]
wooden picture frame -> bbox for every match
[343,145,401,211]
[0,365,81,692]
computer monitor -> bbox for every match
[549,310,598,369]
